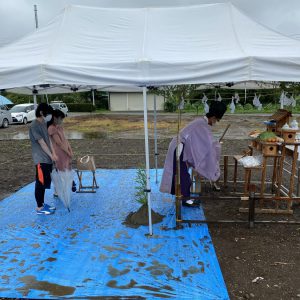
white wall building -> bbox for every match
[109,93,165,111]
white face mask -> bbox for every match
[43,115,52,122]
[55,118,63,125]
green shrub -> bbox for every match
[262,103,275,112]
[67,103,96,112]
[244,103,254,111]
[235,104,244,112]
[135,168,147,205]
[183,102,194,111]
[4,92,32,104]
[294,105,300,113]
[164,101,176,112]
[195,103,204,115]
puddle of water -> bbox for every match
[66,131,107,140]
[18,275,75,297]
[0,132,29,140]
[0,131,107,140]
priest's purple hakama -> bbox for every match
[160,117,221,197]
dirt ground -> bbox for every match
[0,113,299,300]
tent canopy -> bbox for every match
[1,0,299,47]
[1,3,300,89]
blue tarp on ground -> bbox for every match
[0,169,229,299]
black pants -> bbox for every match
[35,163,52,208]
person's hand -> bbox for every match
[67,146,73,157]
[52,153,58,162]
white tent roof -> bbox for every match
[1,0,300,47]
[1,3,300,89]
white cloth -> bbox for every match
[230,98,235,113]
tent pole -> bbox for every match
[45,93,49,105]
[154,95,158,184]
[280,91,284,109]
[143,87,153,236]
[92,89,95,106]
[175,102,182,228]
[33,91,38,110]
[34,5,39,29]
[244,82,247,104]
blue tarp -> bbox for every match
[0,169,229,299]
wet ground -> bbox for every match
[0,112,299,300]
[0,112,269,140]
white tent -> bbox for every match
[1,0,300,47]
[1,3,300,89]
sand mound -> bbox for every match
[123,204,164,228]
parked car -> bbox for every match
[0,105,12,128]
[10,104,36,124]
[50,102,69,116]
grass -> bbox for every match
[184,102,300,114]
[64,116,183,134]
[64,102,300,133]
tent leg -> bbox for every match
[33,93,37,110]
[175,108,183,228]
[92,89,95,106]
[143,87,153,236]
[154,95,158,184]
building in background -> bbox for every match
[109,93,164,111]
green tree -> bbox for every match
[148,84,200,112]
[134,168,148,205]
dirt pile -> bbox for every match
[124,204,164,228]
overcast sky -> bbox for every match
[0,0,299,46]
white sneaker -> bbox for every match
[210,181,221,191]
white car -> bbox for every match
[10,104,36,124]
[0,105,12,128]
[50,102,68,116]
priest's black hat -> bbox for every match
[206,101,227,120]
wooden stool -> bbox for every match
[233,148,253,192]
[233,155,243,192]
[76,156,99,193]
[233,155,262,195]
[76,169,99,193]
[243,165,263,196]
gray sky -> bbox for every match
[0,0,299,46]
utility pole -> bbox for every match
[34,5,39,29]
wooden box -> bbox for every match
[261,142,278,156]
[266,109,292,133]
[281,130,297,143]
[266,124,277,133]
